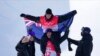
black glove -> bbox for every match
[68,40,73,51]
[20,13,26,17]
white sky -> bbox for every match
[0,0,100,56]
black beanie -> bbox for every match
[82,27,91,33]
[46,29,53,33]
[46,8,52,14]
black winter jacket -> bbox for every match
[68,34,93,56]
[34,29,69,54]
[16,39,35,56]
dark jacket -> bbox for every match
[34,29,69,54]
[20,10,77,23]
[68,34,93,56]
[16,38,35,56]
[31,23,69,54]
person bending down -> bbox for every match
[16,35,35,56]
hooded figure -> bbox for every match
[20,8,77,32]
[16,36,35,56]
[67,27,93,56]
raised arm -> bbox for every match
[59,29,69,44]
[20,13,40,22]
[33,36,41,44]
[58,10,77,23]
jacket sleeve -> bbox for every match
[58,10,77,23]
[40,43,45,54]
[15,41,27,52]
[16,41,22,52]
[59,34,67,44]
[40,38,46,54]
[34,36,41,44]
[67,38,79,45]
[40,34,48,54]
[59,29,69,44]
[20,13,40,22]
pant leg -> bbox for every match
[57,53,60,56]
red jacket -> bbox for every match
[40,16,58,30]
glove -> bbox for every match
[20,13,25,17]
[68,41,73,51]
[67,38,73,51]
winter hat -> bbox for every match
[46,29,53,33]
[46,8,52,14]
[82,27,91,33]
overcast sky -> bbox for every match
[0,0,100,56]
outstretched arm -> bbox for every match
[58,10,77,23]
[20,13,40,22]
[67,38,79,45]
[67,37,79,51]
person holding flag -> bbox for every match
[20,8,77,32]
[30,27,69,56]
[20,8,77,52]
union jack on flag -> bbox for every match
[24,18,41,27]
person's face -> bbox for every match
[46,14,52,19]
[22,37,29,43]
[81,29,90,36]
[46,32,52,38]
[81,27,85,35]
[29,36,34,41]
